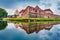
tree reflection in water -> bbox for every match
[14,21,60,34]
[0,21,7,30]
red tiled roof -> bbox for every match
[19,6,54,15]
[44,9,53,13]
[44,9,52,11]
[19,9,26,13]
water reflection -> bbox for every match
[0,21,60,40]
[14,21,60,34]
[0,21,7,30]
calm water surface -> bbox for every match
[0,21,60,40]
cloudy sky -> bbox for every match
[0,0,60,15]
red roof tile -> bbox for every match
[44,9,52,11]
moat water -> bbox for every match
[0,21,60,40]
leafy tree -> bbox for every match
[0,8,7,18]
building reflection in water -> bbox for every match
[14,21,60,34]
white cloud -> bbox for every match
[39,0,60,15]
[5,9,15,15]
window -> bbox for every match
[35,10,37,12]
[29,13,37,18]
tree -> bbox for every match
[0,8,8,18]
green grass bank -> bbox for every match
[3,18,60,22]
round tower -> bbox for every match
[14,9,19,15]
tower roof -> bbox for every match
[35,6,41,10]
[15,9,19,14]
[35,6,40,8]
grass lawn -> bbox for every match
[3,18,60,22]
